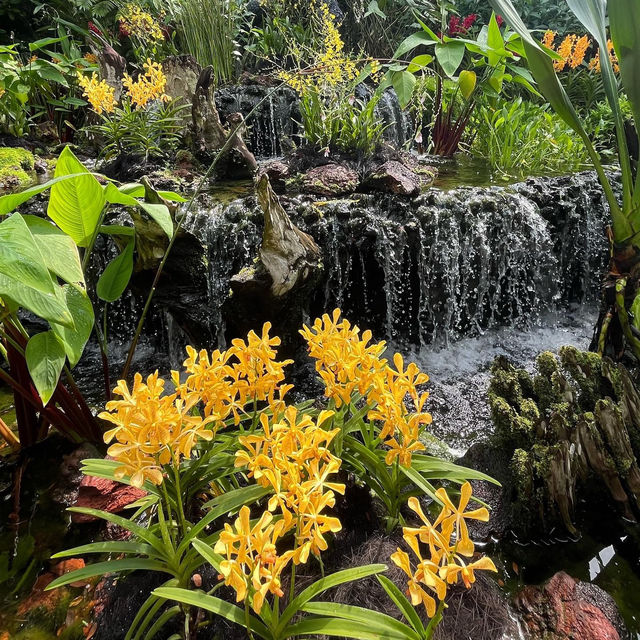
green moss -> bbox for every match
[0,147,35,188]
[12,629,57,640]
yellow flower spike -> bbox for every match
[435,482,489,558]
[78,72,116,114]
[439,555,497,588]
[570,34,591,68]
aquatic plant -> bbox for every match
[471,97,589,179]
[490,0,640,365]
[46,315,495,638]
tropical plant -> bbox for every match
[489,0,640,363]
[117,2,177,63]
[276,2,387,155]
[0,37,96,140]
[174,0,246,84]
[79,59,189,160]
[0,146,183,448]
[308,483,497,640]
[45,315,496,637]
[470,97,589,178]
[390,11,537,155]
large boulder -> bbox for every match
[364,160,421,196]
[302,163,359,196]
[514,572,624,640]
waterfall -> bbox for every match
[164,171,608,350]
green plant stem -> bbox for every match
[424,599,445,640]
[121,84,286,380]
[172,456,188,536]
[244,597,255,640]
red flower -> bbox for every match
[496,14,504,27]
[88,21,103,36]
[462,13,478,30]
[448,15,461,36]
[118,20,130,38]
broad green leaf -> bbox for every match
[0,173,95,216]
[66,507,165,553]
[118,183,188,203]
[394,32,438,60]
[96,240,134,302]
[487,12,505,66]
[52,541,158,559]
[277,565,387,634]
[407,54,433,73]
[377,575,425,634]
[104,183,173,239]
[23,215,84,285]
[48,146,105,247]
[302,602,420,639]
[51,285,94,367]
[177,484,270,554]
[435,41,466,77]
[25,331,66,405]
[566,0,633,211]
[45,559,173,590]
[191,539,224,571]
[100,224,135,237]
[399,466,441,503]
[0,213,56,295]
[151,588,270,639]
[365,0,386,19]
[390,71,416,109]
[458,70,477,100]
[0,274,72,328]
[29,36,67,51]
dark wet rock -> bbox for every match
[51,443,101,507]
[514,571,624,640]
[258,159,290,191]
[162,55,200,130]
[72,475,146,523]
[302,164,359,196]
[364,160,421,196]
[487,348,640,536]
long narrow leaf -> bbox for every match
[45,559,173,590]
[377,575,425,634]
[302,602,420,639]
[151,588,270,639]
[277,564,387,635]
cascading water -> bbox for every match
[164,171,607,354]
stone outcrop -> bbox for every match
[72,475,146,523]
[301,164,359,196]
[489,347,640,535]
[514,572,624,640]
[364,159,421,196]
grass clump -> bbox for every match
[0,147,35,188]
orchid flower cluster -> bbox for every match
[218,406,345,612]
[541,30,618,73]
[301,309,432,467]
[79,58,168,115]
[99,323,293,487]
[391,482,497,618]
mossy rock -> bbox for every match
[0,147,35,189]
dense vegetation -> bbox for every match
[0,0,639,638]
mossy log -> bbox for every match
[489,347,640,534]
